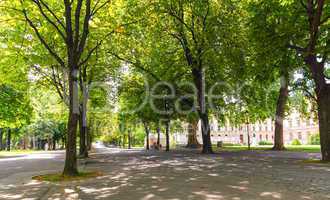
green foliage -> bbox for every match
[308,134,320,145]
[26,120,66,140]
[291,139,302,146]
[0,84,32,128]
[258,141,274,145]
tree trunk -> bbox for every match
[143,122,150,150]
[122,135,125,148]
[165,120,170,151]
[305,56,330,161]
[87,129,92,151]
[32,135,36,149]
[0,128,3,151]
[53,137,56,150]
[273,76,289,150]
[6,128,11,151]
[79,108,88,158]
[247,123,251,150]
[186,119,201,148]
[317,89,330,161]
[157,127,161,149]
[192,68,213,154]
[63,68,79,176]
[79,69,89,158]
[128,130,132,149]
[61,136,65,149]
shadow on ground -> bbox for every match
[1,148,330,200]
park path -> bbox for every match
[0,145,330,200]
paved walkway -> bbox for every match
[0,146,330,200]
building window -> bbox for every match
[297,119,301,127]
[288,120,293,128]
[259,134,262,140]
[289,132,293,140]
[266,134,269,140]
[298,132,302,140]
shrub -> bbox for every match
[291,139,302,145]
[223,143,242,146]
[308,134,320,145]
[258,141,273,145]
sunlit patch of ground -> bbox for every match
[1,147,330,199]
[32,171,103,182]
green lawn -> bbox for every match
[217,145,321,153]
[0,150,43,157]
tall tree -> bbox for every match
[18,0,111,175]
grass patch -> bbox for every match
[0,150,41,157]
[32,171,103,182]
[217,145,271,152]
[217,145,321,153]
[285,145,320,153]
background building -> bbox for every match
[174,112,319,145]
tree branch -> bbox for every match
[30,0,66,41]
[76,0,91,63]
[38,0,65,29]
[91,0,111,16]
[23,9,65,67]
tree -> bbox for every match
[249,0,329,160]
[17,0,111,175]
[0,84,32,151]
[295,0,330,161]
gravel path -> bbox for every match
[0,146,330,200]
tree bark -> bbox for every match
[156,127,161,150]
[165,120,170,151]
[79,67,89,157]
[128,130,132,149]
[302,0,329,161]
[317,88,330,161]
[273,76,289,150]
[79,107,88,158]
[63,69,79,176]
[157,127,161,149]
[6,128,11,151]
[192,68,213,154]
[0,128,3,151]
[143,122,150,150]
[87,128,92,150]
[52,137,56,150]
[306,56,330,161]
[247,123,251,150]
[186,119,201,148]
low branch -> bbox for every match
[287,44,306,54]
[30,0,66,41]
[23,9,65,67]
[109,52,161,82]
[38,0,65,29]
[91,0,111,16]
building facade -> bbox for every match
[174,112,319,146]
